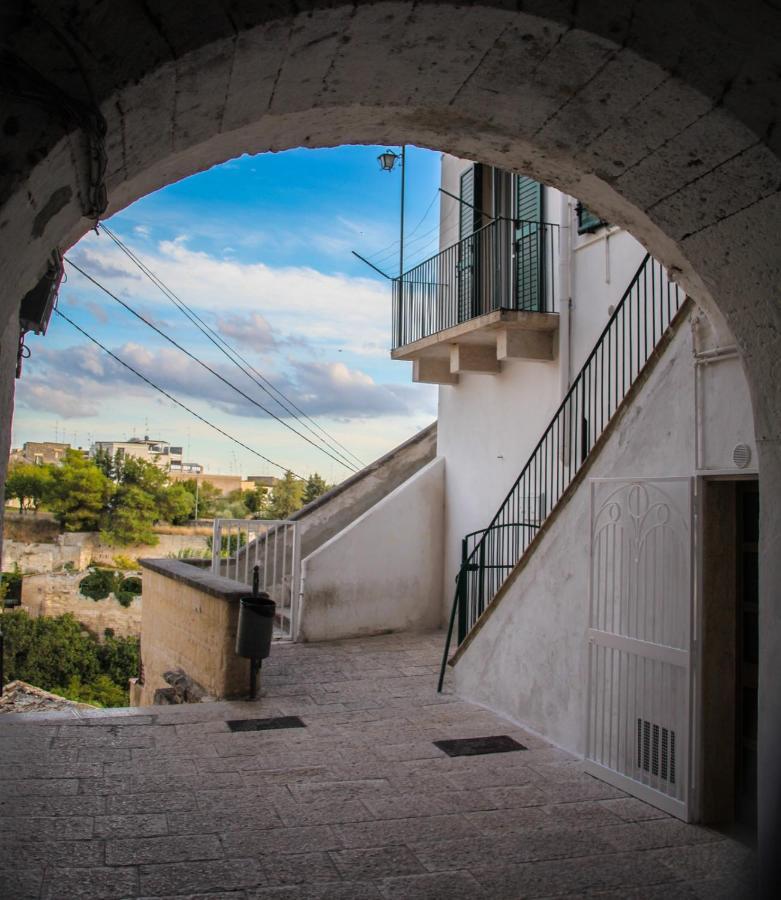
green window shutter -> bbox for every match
[459,167,474,241]
[514,175,545,311]
[515,175,543,224]
[577,202,607,234]
[457,165,483,322]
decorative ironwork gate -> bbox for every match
[585,477,694,820]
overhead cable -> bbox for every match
[53,308,306,480]
[65,258,359,474]
[98,225,365,470]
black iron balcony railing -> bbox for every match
[438,253,685,690]
[392,217,559,349]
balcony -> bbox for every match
[391,217,560,384]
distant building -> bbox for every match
[167,471,277,497]
[91,436,201,473]
[10,441,71,466]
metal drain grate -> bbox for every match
[227,715,306,732]
[433,735,527,757]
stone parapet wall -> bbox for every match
[137,559,251,705]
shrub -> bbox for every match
[119,575,142,595]
[79,567,120,601]
[113,554,138,571]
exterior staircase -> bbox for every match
[438,253,686,689]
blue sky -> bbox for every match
[15,145,444,483]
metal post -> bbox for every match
[249,657,261,700]
[399,144,406,278]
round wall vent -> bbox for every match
[733,443,751,469]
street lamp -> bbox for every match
[377,146,406,277]
[377,149,400,172]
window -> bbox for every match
[576,202,607,234]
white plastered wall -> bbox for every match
[435,155,650,622]
[450,310,757,754]
[297,457,445,641]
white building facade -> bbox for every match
[385,155,759,831]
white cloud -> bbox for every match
[71,234,393,358]
[216,312,277,353]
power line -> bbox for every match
[53,308,306,480]
[98,225,365,471]
[363,187,440,263]
[64,258,360,474]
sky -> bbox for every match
[14,145,446,484]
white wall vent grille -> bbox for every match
[637,718,676,784]
[733,443,751,469]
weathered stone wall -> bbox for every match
[2,531,210,575]
[21,572,141,638]
[137,559,251,705]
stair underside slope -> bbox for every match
[448,296,693,668]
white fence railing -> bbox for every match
[211,518,300,640]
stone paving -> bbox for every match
[0,631,756,899]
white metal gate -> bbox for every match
[585,477,693,820]
[212,519,301,640]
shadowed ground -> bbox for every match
[0,631,756,899]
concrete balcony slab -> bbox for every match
[394,310,558,384]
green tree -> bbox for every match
[97,630,140,684]
[243,488,269,516]
[93,447,115,479]
[1,611,140,707]
[1,611,101,689]
[177,478,221,520]
[302,473,329,506]
[4,461,54,513]
[47,451,114,531]
[265,470,304,519]
[101,457,193,545]
[58,674,127,707]
[158,481,194,524]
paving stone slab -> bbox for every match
[262,850,341,885]
[334,813,479,849]
[274,797,377,827]
[246,884,382,900]
[139,858,264,896]
[221,824,341,857]
[471,851,683,899]
[0,865,44,900]
[42,865,139,900]
[0,813,94,840]
[0,838,106,868]
[94,812,169,838]
[106,833,223,866]
[379,870,485,900]
[330,846,426,880]
[108,791,199,815]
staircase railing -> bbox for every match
[438,253,683,690]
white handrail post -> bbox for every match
[211,519,222,574]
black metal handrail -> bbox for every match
[392,217,559,349]
[438,253,684,690]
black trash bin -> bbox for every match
[235,593,276,661]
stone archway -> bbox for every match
[2,1,779,886]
